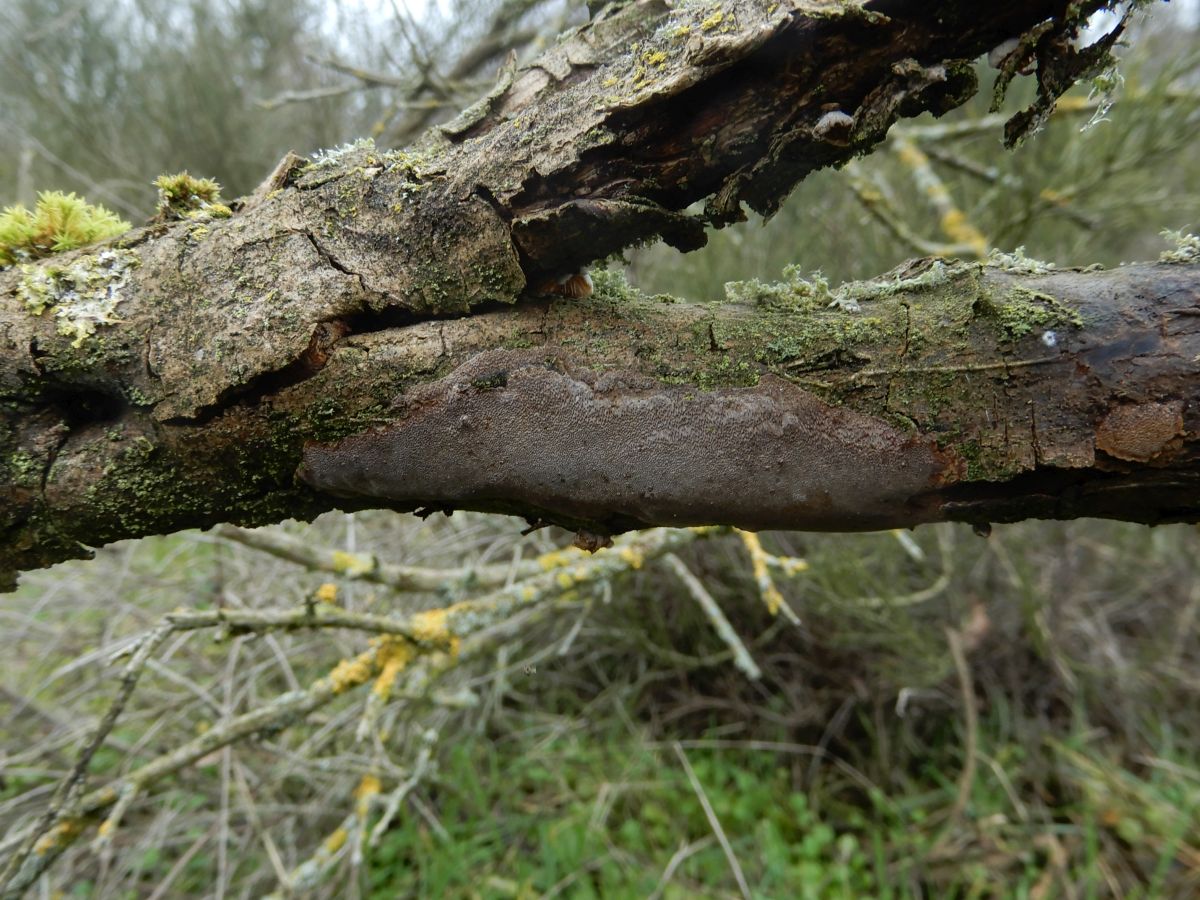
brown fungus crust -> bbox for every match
[1095,401,1185,464]
[298,350,952,532]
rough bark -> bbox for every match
[0,0,1184,589]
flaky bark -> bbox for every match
[1,0,1185,589]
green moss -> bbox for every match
[589,267,642,303]
[6,450,42,488]
[184,203,231,220]
[123,385,154,407]
[154,172,226,221]
[0,191,130,266]
[955,439,986,480]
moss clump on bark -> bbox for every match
[154,172,232,221]
[0,191,130,266]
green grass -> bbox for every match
[365,713,1200,898]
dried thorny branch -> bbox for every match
[2,525,758,895]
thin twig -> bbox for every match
[1,528,723,889]
[369,729,438,846]
[648,836,717,900]
[671,742,752,900]
[663,554,762,680]
[1,622,173,896]
[945,627,979,822]
[212,523,540,591]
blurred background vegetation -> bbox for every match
[2,1,1199,897]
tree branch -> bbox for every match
[0,0,1174,588]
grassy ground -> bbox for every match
[2,515,1198,897]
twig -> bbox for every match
[892,136,988,259]
[212,523,540,591]
[672,742,752,900]
[231,759,289,887]
[736,531,802,624]
[648,836,717,900]
[842,526,955,609]
[257,83,363,110]
[663,554,762,680]
[918,143,1100,231]
[1,622,173,897]
[945,626,979,822]
[844,162,979,258]
[1,528,723,890]
[369,729,438,846]
[650,739,885,804]
[302,54,411,88]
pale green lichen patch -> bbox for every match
[1159,229,1200,265]
[311,137,378,168]
[987,246,1057,276]
[726,259,958,314]
[19,249,140,347]
[154,172,230,221]
[980,285,1083,341]
[725,265,834,312]
[0,191,130,266]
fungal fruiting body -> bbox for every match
[813,108,854,145]
[298,350,950,533]
[535,271,593,298]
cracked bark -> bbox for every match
[1,0,1192,590]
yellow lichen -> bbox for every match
[738,530,786,616]
[940,209,988,258]
[330,549,376,577]
[777,557,810,577]
[618,546,645,570]
[19,248,140,347]
[410,607,450,644]
[372,638,415,699]
[555,570,576,590]
[537,548,582,571]
[355,774,382,818]
[183,202,232,220]
[33,819,83,855]
[701,11,725,31]
[314,582,338,604]
[322,827,349,854]
[325,649,375,694]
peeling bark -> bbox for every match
[0,0,1181,589]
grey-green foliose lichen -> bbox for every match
[19,249,140,347]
